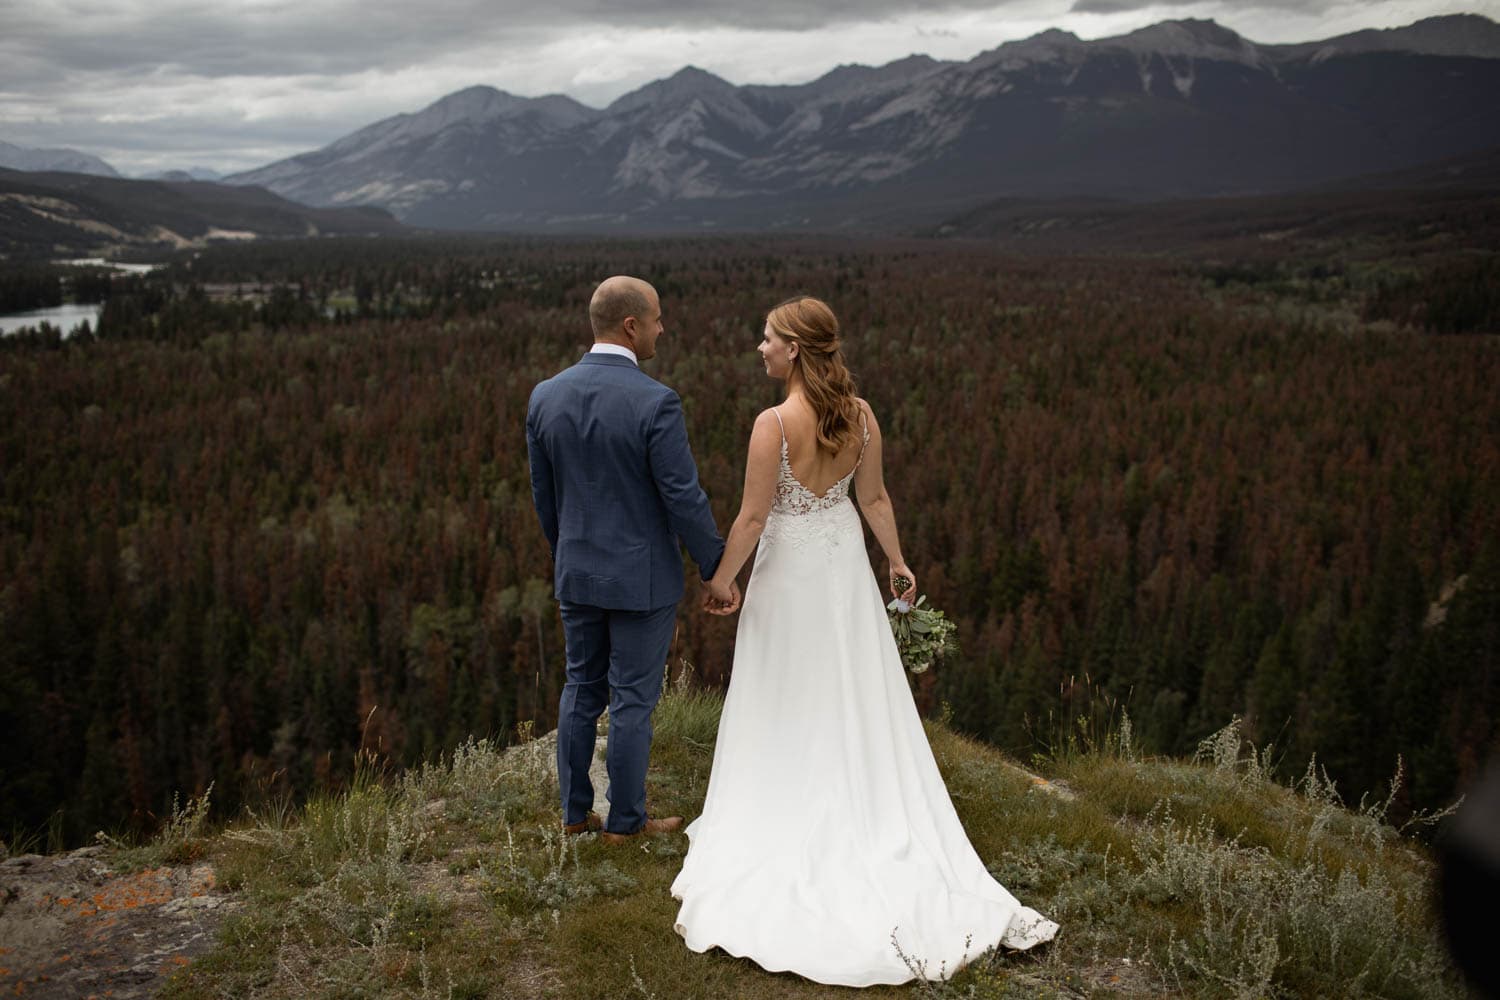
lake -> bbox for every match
[0,303,105,337]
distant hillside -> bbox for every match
[0,168,404,258]
[930,147,1500,252]
[224,14,1500,232]
[147,168,225,183]
[1309,143,1500,192]
[0,139,119,178]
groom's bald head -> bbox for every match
[590,276,657,338]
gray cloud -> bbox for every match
[1070,0,1176,11]
[4,3,533,79]
[0,0,1018,82]
[1069,0,1367,15]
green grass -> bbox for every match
[153,691,1465,999]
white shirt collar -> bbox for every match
[590,343,638,366]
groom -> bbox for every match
[526,275,738,843]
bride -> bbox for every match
[670,296,1058,986]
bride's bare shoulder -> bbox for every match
[752,407,784,436]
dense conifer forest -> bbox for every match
[2,235,1495,845]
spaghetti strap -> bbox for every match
[771,406,786,446]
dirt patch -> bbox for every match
[0,846,238,999]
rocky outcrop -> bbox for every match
[0,847,237,999]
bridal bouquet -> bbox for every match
[886,578,958,675]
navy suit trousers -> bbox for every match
[556,601,677,835]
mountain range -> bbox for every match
[224,14,1500,231]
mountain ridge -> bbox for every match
[222,14,1500,231]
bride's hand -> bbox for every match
[889,564,916,602]
[704,577,738,615]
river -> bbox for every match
[1,259,165,337]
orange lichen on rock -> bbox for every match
[187,870,215,897]
[86,870,175,914]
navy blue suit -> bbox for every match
[526,351,723,834]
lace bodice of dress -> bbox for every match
[774,442,856,515]
[768,406,869,517]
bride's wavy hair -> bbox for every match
[766,296,861,454]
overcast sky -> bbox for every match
[1,0,1494,176]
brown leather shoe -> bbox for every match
[562,811,603,835]
[601,815,683,844]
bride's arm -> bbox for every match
[852,401,917,599]
[706,409,782,603]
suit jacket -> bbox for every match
[526,352,724,611]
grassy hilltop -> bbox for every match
[59,684,1463,1000]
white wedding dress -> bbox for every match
[670,413,1058,986]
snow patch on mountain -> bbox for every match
[1172,61,1196,98]
[779,108,824,141]
[610,139,715,200]
[332,178,452,211]
[851,86,945,131]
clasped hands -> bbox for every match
[702,577,742,616]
